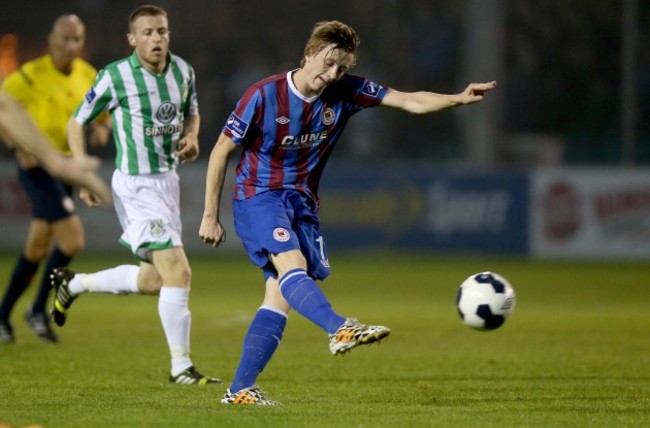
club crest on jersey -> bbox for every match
[322,108,335,126]
[156,102,177,124]
[85,87,97,103]
[149,219,165,238]
[226,113,249,138]
[362,80,382,97]
[272,227,290,242]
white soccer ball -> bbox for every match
[456,271,516,331]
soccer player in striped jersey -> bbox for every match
[200,20,496,405]
[50,5,220,385]
[0,15,111,344]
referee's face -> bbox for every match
[128,14,170,74]
[49,16,85,74]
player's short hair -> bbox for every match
[128,5,167,31]
[301,21,360,68]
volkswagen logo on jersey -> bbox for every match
[362,80,382,97]
[322,107,335,125]
[156,102,177,124]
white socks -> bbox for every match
[67,267,193,376]
[68,265,140,295]
[158,286,192,376]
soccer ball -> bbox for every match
[456,271,516,331]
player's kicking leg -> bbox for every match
[328,318,391,356]
[50,267,76,326]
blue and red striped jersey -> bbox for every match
[223,71,388,206]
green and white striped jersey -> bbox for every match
[74,51,198,175]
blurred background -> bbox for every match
[1,0,649,260]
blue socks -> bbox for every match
[229,270,346,393]
[279,269,345,334]
[230,307,287,393]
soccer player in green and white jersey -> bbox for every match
[50,4,220,385]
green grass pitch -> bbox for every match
[0,251,648,427]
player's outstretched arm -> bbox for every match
[0,90,111,203]
[0,90,63,167]
[381,81,497,114]
[52,156,112,205]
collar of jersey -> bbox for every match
[129,51,173,75]
[44,54,80,78]
[287,70,319,104]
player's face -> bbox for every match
[49,19,85,72]
[128,14,170,73]
[302,44,355,95]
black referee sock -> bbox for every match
[31,247,72,315]
[0,255,39,320]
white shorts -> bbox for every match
[112,169,183,262]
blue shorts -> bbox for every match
[233,190,331,281]
[19,166,75,222]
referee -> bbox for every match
[0,14,110,344]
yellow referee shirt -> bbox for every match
[1,54,97,154]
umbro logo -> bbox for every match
[275,116,290,125]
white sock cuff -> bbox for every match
[159,286,190,305]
